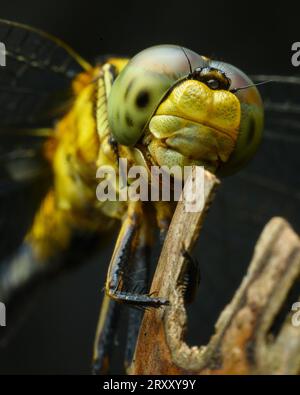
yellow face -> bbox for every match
[146,79,241,173]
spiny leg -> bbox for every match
[124,219,153,370]
[179,248,201,305]
[93,204,154,374]
[92,202,140,375]
[92,202,169,374]
[105,201,169,308]
[92,217,135,375]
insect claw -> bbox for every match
[148,290,158,297]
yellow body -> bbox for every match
[27,62,129,260]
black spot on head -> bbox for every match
[125,113,134,127]
[135,90,150,108]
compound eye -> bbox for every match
[108,45,208,146]
[206,78,220,90]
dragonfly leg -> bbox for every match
[92,295,122,374]
[124,217,153,370]
[105,201,169,308]
[179,248,201,305]
[93,203,165,374]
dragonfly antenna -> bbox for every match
[230,80,273,93]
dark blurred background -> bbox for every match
[0,0,299,374]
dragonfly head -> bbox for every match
[108,45,264,176]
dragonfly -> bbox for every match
[0,19,299,374]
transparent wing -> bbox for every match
[244,74,300,206]
[0,20,91,260]
[0,19,91,127]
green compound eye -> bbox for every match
[209,61,264,176]
[107,45,208,146]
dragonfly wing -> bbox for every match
[223,74,300,268]
[0,19,91,127]
[245,75,300,204]
[0,127,52,260]
[0,19,91,260]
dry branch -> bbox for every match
[130,168,300,375]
